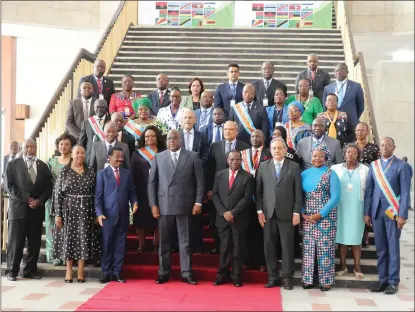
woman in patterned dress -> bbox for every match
[44,133,77,266]
[109,75,141,119]
[284,101,311,150]
[301,145,341,291]
[157,87,185,131]
[53,145,97,283]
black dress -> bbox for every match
[53,165,97,260]
[131,150,158,229]
[359,143,380,166]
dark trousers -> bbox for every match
[190,213,204,253]
[263,213,295,281]
[6,214,43,276]
[206,200,220,251]
[217,224,246,281]
[100,218,128,276]
[245,205,265,267]
[158,215,192,278]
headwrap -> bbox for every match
[312,144,331,162]
[132,98,152,113]
[288,101,304,115]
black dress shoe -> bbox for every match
[99,275,111,284]
[155,276,169,284]
[319,286,331,291]
[264,280,279,288]
[113,275,126,283]
[65,279,73,283]
[213,277,226,286]
[370,282,388,292]
[77,279,86,283]
[302,283,314,289]
[282,278,293,290]
[94,261,101,268]
[233,280,242,287]
[7,274,17,281]
[384,285,399,295]
[23,272,42,279]
[182,276,198,285]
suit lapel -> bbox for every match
[33,160,42,185]
[193,131,200,152]
[342,80,353,105]
[229,170,241,193]
[170,150,188,184]
[90,75,99,94]
[276,160,288,186]
[90,98,96,116]
[76,99,85,121]
[268,160,277,185]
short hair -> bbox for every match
[213,107,225,114]
[137,125,165,150]
[308,53,319,59]
[226,149,242,160]
[383,136,395,145]
[270,137,288,148]
[298,78,312,87]
[275,87,287,97]
[95,99,107,107]
[122,74,134,81]
[55,133,77,151]
[326,93,338,101]
[261,61,275,69]
[187,77,205,95]
[108,146,123,157]
[104,121,117,131]
[228,64,240,70]
[342,143,362,161]
[170,87,181,94]
[357,121,369,131]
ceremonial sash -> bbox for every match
[231,102,256,135]
[88,116,105,141]
[241,149,255,175]
[285,122,294,149]
[124,120,146,140]
[372,159,400,220]
[137,146,156,166]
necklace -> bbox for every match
[71,164,84,172]
[296,94,311,110]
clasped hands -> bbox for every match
[302,213,322,224]
[223,211,234,223]
[28,197,41,209]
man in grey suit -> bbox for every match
[253,61,287,107]
[296,117,343,170]
[295,54,331,104]
[66,81,96,139]
[148,130,204,285]
[256,137,303,290]
[89,122,131,172]
[147,73,171,116]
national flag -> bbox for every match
[156,2,167,10]
[302,3,313,10]
[192,3,203,9]
[168,2,179,9]
[180,2,191,10]
[192,10,204,18]
[155,17,168,25]
[264,11,275,19]
[180,9,191,16]
[277,11,288,19]
[252,3,264,11]
[205,19,215,25]
[180,18,191,26]
[301,11,313,19]
[256,11,264,19]
[265,4,276,10]
[265,19,276,28]
[159,10,167,17]
[252,19,264,27]
[169,18,179,26]
[289,12,301,20]
[204,9,215,19]
[168,10,179,16]
[301,21,313,27]
[277,19,288,28]
[277,4,288,11]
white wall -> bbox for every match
[1,23,101,137]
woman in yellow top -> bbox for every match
[286,78,323,125]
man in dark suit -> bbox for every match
[3,140,19,176]
[96,147,138,283]
[212,150,254,287]
[111,112,135,157]
[194,90,214,130]
[77,59,115,106]
[214,64,244,117]
[5,139,53,281]
[253,61,287,107]
[200,107,226,146]
[229,83,269,146]
[67,81,96,139]
[323,63,364,130]
[364,137,411,295]
[89,122,131,172]
[295,54,331,104]
[256,137,303,290]
[79,99,111,164]
[147,73,171,116]
[148,130,204,285]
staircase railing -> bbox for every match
[31,0,138,161]
[334,1,379,145]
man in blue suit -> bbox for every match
[364,137,411,294]
[323,63,364,135]
[201,107,226,146]
[95,147,138,284]
[214,64,244,117]
[194,90,214,130]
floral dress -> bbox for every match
[156,105,185,131]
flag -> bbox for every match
[156,2,167,10]
[301,11,313,19]
[169,18,179,26]
[159,10,167,17]
[265,4,276,10]
[256,11,264,19]
[180,2,191,10]
[252,3,264,11]
[204,2,215,9]
[204,9,215,19]
[180,9,191,17]
[277,19,288,28]
[192,10,204,18]
[168,2,179,9]
[192,3,203,9]
[302,3,313,10]
[277,4,288,11]
[277,11,288,19]
[168,10,179,16]
[252,19,264,27]
[265,19,276,28]
[155,17,168,25]
[289,11,301,20]
[301,21,313,27]
[180,18,191,26]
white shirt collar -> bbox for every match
[229,168,240,175]
[337,78,348,85]
[243,101,254,107]
[184,128,194,135]
[82,96,90,103]
[201,106,213,113]
[382,155,394,162]
[106,140,116,147]
[263,77,273,84]
[313,136,324,143]
[226,138,237,145]
[252,146,263,153]
[170,148,181,157]
[273,158,284,166]
[94,75,103,81]
[229,80,238,86]
[23,155,37,163]
[110,165,119,171]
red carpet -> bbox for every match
[76,279,283,311]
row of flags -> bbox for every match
[155,2,216,26]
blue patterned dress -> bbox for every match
[301,166,341,286]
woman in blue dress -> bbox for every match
[332,143,369,280]
[301,145,341,291]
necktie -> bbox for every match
[27,158,36,183]
[172,152,178,169]
[253,150,259,170]
[225,142,232,154]
[114,168,120,186]
[229,170,236,189]
[84,100,89,120]
[97,79,102,94]
[265,80,270,91]
[275,162,281,181]
[185,132,191,150]
[337,82,344,108]
[10,155,15,161]
[230,84,236,98]
[215,125,222,142]
[200,110,208,128]
[159,91,164,104]
[246,104,251,114]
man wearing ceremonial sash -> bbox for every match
[111,112,135,158]
[364,137,411,294]
[229,83,269,147]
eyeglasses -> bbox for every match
[288,109,300,113]
[171,95,181,98]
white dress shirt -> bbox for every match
[263,77,273,88]
[82,97,91,121]
[335,79,347,98]
[23,155,37,175]
[106,140,117,153]
[199,107,213,129]
[183,128,194,151]
[170,148,181,162]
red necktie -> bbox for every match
[114,168,120,186]
[311,71,315,81]
[97,78,102,94]
[159,91,164,104]
[253,150,259,170]
[229,170,235,189]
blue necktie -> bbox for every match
[337,82,344,108]
[215,125,222,142]
[230,84,236,98]
[275,162,281,180]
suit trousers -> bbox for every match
[100,218,128,276]
[6,212,43,276]
[217,223,246,281]
[245,204,265,267]
[190,213,204,253]
[264,212,295,281]
[372,213,402,285]
[158,215,192,278]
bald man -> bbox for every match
[253,61,287,107]
[194,90,214,130]
[5,139,53,281]
[111,112,135,157]
[147,73,171,115]
[229,83,269,146]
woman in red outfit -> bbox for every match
[109,75,141,119]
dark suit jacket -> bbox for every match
[256,159,303,220]
[78,114,111,163]
[180,130,209,168]
[148,149,205,215]
[253,78,287,107]
[200,123,224,146]
[212,168,254,229]
[194,108,213,130]
[214,81,244,116]
[66,97,96,139]
[77,74,115,106]
[207,140,249,190]
[119,130,136,158]
[323,80,364,127]
[89,140,131,172]
[95,166,137,228]
[295,68,331,104]
[229,101,270,146]
[147,89,171,116]
[242,147,272,171]
[6,158,53,220]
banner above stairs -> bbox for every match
[138,1,333,28]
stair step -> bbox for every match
[127,31,342,37]
[123,40,343,47]
[129,26,341,33]
[115,56,344,62]
[119,46,345,53]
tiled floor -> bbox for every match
[1,210,413,311]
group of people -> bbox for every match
[2,55,412,295]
